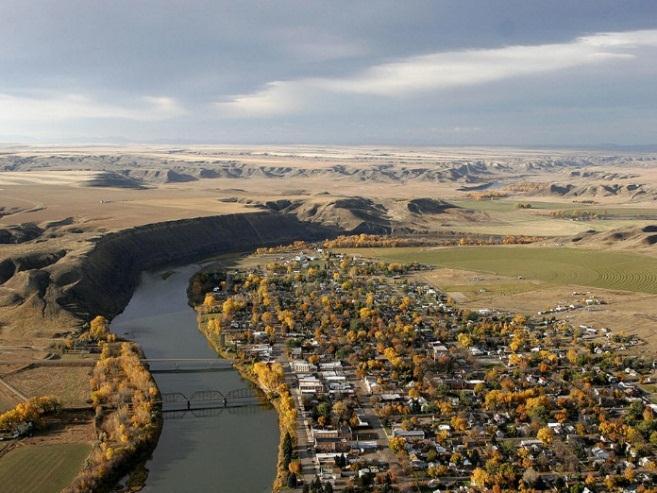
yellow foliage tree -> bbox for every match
[90,315,110,341]
[537,426,554,444]
[471,467,491,488]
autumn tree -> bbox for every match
[388,436,406,453]
[90,315,110,340]
[536,426,554,444]
[471,467,491,488]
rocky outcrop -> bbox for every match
[406,198,456,215]
[0,223,44,244]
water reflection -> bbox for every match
[112,266,278,493]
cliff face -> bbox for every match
[0,212,337,335]
[61,212,337,321]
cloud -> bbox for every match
[216,29,657,117]
[0,93,185,122]
[214,81,305,117]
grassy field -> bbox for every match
[0,442,91,493]
[341,246,657,294]
[447,199,657,236]
[5,366,92,408]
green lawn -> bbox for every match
[341,246,657,294]
[0,442,91,493]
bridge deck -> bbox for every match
[161,402,258,412]
[150,366,233,374]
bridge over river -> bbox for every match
[158,387,266,412]
[110,265,279,492]
[144,359,267,412]
[142,358,235,374]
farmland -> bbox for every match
[0,443,92,493]
[340,246,657,294]
[448,199,657,236]
[4,366,92,408]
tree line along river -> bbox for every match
[111,265,278,493]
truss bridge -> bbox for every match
[157,387,265,413]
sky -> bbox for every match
[1,0,657,146]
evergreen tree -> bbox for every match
[283,431,294,467]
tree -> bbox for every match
[537,426,554,444]
[604,475,616,490]
[522,468,539,486]
[283,431,294,466]
[317,402,331,419]
[388,436,406,453]
[457,333,472,349]
[0,396,61,431]
[308,354,320,366]
[332,400,348,422]
[471,467,490,488]
[222,298,236,317]
[252,362,285,394]
[451,415,468,432]
[289,460,302,475]
[89,315,109,340]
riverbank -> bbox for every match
[0,211,335,492]
[194,309,295,491]
[0,211,337,338]
[64,339,162,493]
[114,267,279,492]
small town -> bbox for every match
[195,247,657,493]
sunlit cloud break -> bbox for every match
[216,29,657,117]
[0,93,185,123]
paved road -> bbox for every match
[275,343,320,488]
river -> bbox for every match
[111,265,279,493]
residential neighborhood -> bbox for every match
[196,247,657,492]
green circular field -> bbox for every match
[346,246,657,294]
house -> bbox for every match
[591,446,610,460]
[430,341,448,358]
[298,375,324,395]
[291,359,315,373]
[327,381,353,395]
[319,361,343,371]
[313,428,350,453]
[391,427,425,440]
[469,347,484,356]
[363,376,382,394]
[352,413,369,428]
[519,439,543,448]
[547,422,563,434]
